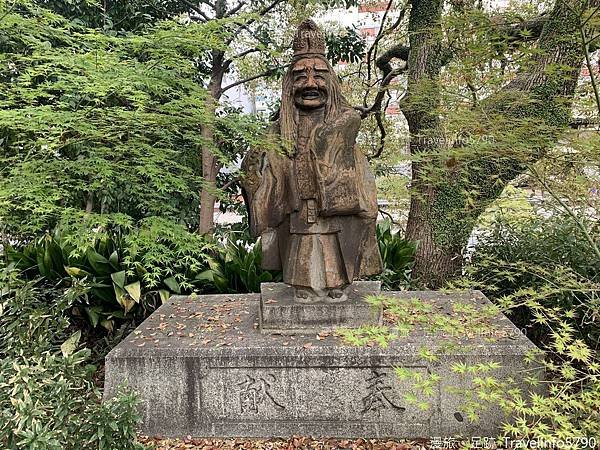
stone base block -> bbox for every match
[259,281,382,333]
[104,290,542,439]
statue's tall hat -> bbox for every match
[292,19,326,57]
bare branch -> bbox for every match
[356,44,409,119]
[220,64,287,94]
[378,208,401,226]
[356,66,405,118]
[220,177,240,191]
[232,47,262,60]
[229,0,285,38]
[180,0,210,22]
[362,2,408,109]
[370,111,387,160]
[226,1,246,17]
[366,0,394,83]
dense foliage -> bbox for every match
[453,212,600,440]
[0,1,216,237]
[0,271,144,450]
[2,0,600,447]
[5,219,215,330]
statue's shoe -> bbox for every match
[324,289,348,303]
[294,288,321,304]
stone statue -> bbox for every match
[241,19,382,303]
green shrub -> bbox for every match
[0,274,145,450]
[465,214,599,345]
[5,218,216,331]
[454,213,600,441]
[198,227,282,293]
[375,219,417,290]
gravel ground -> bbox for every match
[138,436,432,450]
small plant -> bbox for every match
[374,220,417,290]
[454,212,600,441]
[198,227,282,293]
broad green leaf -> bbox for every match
[111,270,126,289]
[113,284,127,308]
[61,330,81,357]
[100,319,115,332]
[159,289,170,304]
[108,250,120,270]
[84,307,101,328]
[194,269,214,281]
[125,281,141,303]
[164,276,181,294]
[86,249,110,274]
[65,266,91,278]
[122,296,135,314]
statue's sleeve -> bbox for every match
[312,109,377,218]
[241,142,291,238]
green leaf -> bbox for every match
[65,266,91,278]
[159,289,171,304]
[194,269,214,281]
[86,249,110,275]
[100,319,114,332]
[124,281,141,303]
[111,270,126,289]
[108,250,120,270]
[84,307,101,328]
[164,276,181,294]
[61,330,81,357]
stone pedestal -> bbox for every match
[104,289,542,439]
[259,281,382,333]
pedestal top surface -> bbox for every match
[107,290,536,361]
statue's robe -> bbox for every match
[241,106,382,291]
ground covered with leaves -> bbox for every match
[139,437,429,450]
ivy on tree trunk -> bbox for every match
[402,0,596,287]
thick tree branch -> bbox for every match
[355,43,409,118]
[356,66,405,118]
[220,177,240,191]
[376,44,409,77]
[232,47,262,60]
[498,14,548,43]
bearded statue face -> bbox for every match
[291,57,330,110]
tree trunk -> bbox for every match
[197,52,225,235]
[402,0,460,287]
[197,0,228,235]
[404,0,592,287]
